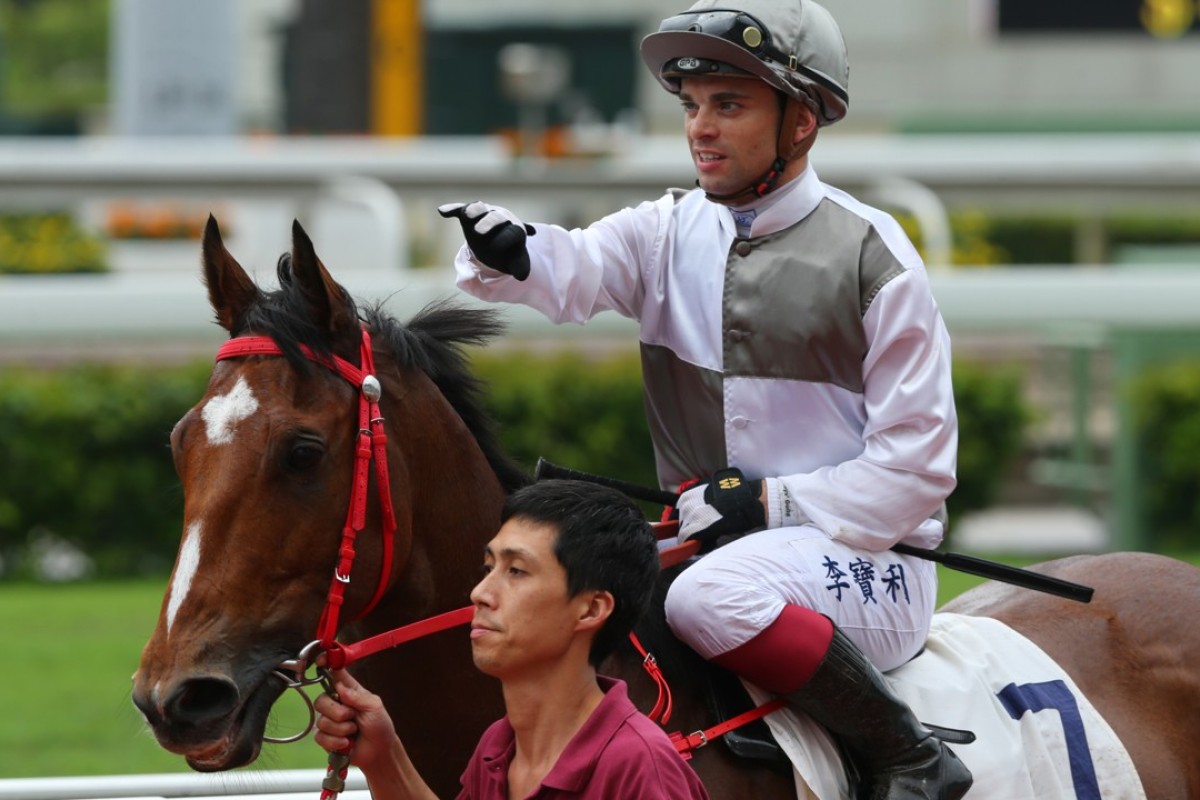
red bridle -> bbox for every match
[215,328,397,646]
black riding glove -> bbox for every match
[438,201,535,281]
[676,468,766,553]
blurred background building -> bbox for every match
[6,1,1199,138]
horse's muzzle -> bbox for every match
[131,670,278,770]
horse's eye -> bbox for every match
[286,441,324,472]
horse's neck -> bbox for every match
[407,426,505,600]
[363,368,507,629]
[347,371,508,796]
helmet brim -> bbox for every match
[640,30,787,96]
[639,28,848,126]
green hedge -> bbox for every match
[0,362,210,577]
[895,211,1200,267]
[471,350,659,504]
[983,213,1200,264]
[949,361,1030,522]
[1129,360,1200,550]
[0,352,1029,579]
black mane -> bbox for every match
[233,257,530,494]
[365,299,531,494]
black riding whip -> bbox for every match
[533,457,1094,604]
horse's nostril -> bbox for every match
[165,676,240,725]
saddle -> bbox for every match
[703,660,792,768]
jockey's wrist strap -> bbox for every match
[763,478,808,529]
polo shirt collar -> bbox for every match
[476,677,636,796]
[540,676,634,792]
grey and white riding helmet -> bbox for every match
[640,0,850,128]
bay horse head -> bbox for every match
[132,217,525,782]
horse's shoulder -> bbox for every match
[942,551,1200,690]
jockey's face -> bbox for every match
[680,75,783,197]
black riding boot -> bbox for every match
[785,627,973,800]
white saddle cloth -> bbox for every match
[744,613,1146,800]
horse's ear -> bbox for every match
[289,219,358,335]
[202,215,260,333]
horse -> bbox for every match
[134,218,1200,799]
[133,217,521,793]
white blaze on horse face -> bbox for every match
[201,376,259,445]
[166,522,203,635]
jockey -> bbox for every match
[442,1,972,797]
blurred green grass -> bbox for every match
[0,580,326,778]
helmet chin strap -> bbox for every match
[702,97,806,208]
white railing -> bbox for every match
[3,133,1199,210]
[0,769,367,800]
[5,263,1200,350]
[2,131,1200,350]
[2,130,1199,277]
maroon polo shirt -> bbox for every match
[456,677,710,800]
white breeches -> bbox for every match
[664,524,938,672]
